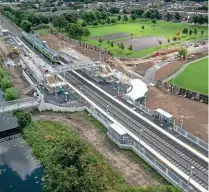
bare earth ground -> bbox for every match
[91,32,130,41]
[34,112,163,187]
[8,66,30,98]
[147,87,208,142]
[115,36,168,51]
[38,34,109,62]
[154,52,208,81]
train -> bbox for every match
[22,32,60,63]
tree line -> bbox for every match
[165,11,208,24]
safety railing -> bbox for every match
[132,100,208,151]
[87,107,197,192]
[0,97,39,113]
[173,124,208,150]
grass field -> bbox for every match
[85,20,208,58]
[36,19,208,58]
[170,58,208,94]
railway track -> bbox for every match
[1,14,208,191]
[65,71,208,190]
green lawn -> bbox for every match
[85,20,208,58]
[170,58,208,94]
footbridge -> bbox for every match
[51,60,101,75]
[0,97,40,113]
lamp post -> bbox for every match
[106,104,109,114]
[180,115,184,128]
[186,166,194,192]
[139,129,143,145]
[172,78,175,93]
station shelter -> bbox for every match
[123,79,148,105]
[155,108,174,126]
[109,123,127,144]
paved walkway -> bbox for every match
[163,56,208,82]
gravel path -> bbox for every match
[33,112,163,187]
[163,56,208,82]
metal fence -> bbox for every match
[87,107,196,192]
[156,80,208,104]
[130,100,208,151]
[134,101,156,115]
[173,124,208,150]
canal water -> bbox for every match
[0,90,43,192]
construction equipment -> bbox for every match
[8,46,19,59]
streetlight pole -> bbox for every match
[139,129,143,145]
[106,104,109,114]
[180,115,184,128]
[186,166,194,192]
[172,78,175,93]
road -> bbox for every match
[0,14,208,191]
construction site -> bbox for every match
[37,33,208,142]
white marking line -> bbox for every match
[58,74,207,192]
[73,70,208,163]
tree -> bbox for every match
[100,19,105,25]
[64,13,78,24]
[198,14,205,24]
[152,19,156,24]
[167,38,170,44]
[123,15,128,21]
[98,36,103,45]
[119,42,124,50]
[82,11,97,25]
[108,7,120,14]
[128,44,133,52]
[172,36,177,41]
[179,47,188,58]
[52,15,68,30]
[174,12,181,20]
[201,30,204,37]
[92,20,99,27]
[106,17,111,24]
[189,29,193,37]
[67,23,83,38]
[4,87,19,101]
[20,20,32,32]
[204,15,208,24]
[52,7,57,12]
[83,28,91,37]
[193,27,198,36]
[192,15,199,25]
[82,21,87,27]
[165,12,172,21]
[107,40,110,45]
[130,14,136,20]
[110,41,114,47]
[111,18,116,24]
[182,28,188,36]
[141,25,145,30]
[13,109,32,132]
[0,77,12,91]
[117,15,121,21]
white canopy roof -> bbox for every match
[110,123,126,135]
[156,108,173,119]
[125,79,148,101]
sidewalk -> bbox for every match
[163,56,208,82]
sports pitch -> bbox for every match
[87,20,208,58]
[170,58,208,94]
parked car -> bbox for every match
[193,43,199,47]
